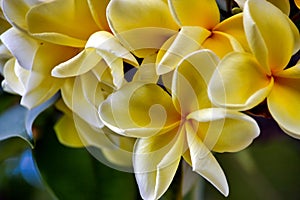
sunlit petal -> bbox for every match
[185,122,228,196]
[202,31,244,58]
[133,128,184,200]
[157,26,211,75]
[168,0,219,29]
[187,108,259,152]
[213,13,249,52]
[208,52,273,110]
[275,64,300,78]
[268,77,300,139]
[107,0,178,57]
[172,49,219,114]
[107,0,178,34]
[26,0,99,47]
[51,48,101,77]
[235,0,290,15]
[99,82,180,138]
[244,0,295,72]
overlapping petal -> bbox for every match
[87,0,110,31]
[133,127,185,200]
[1,0,41,31]
[99,82,180,138]
[184,122,228,196]
[26,0,99,47]
[168,0,219,29]
[244,0,296,72]
[61,73,105,128]
[268,77,300,139]
[187,108,259,152]
[156,26,211,74]
[208,52,273,110]
[106,0,178,57]
[172,49,219,114]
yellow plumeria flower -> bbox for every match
[295,0,300,9]
[156,0,249,75]
[0,0,116,108]
[99,50,259,199]
[209,0,300,138]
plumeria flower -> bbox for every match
[0,0,120,108]
[99,49,259,199]
[155,0,249,75]
[208,0,300,138]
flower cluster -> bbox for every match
[0,0,299,199]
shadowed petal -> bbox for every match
[268,77,300,139]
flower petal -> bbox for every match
[133,127,184,200]
[26,0,99,47]
[172,49,219,114]
[1,0,39,31]
[1,28,38,70]
[275,63,300,78]
[213,13,249,52]
[2,58,27,95]
[106,0,178,57]
[244,0,296,72]
[156,26,211,75]
[132,53,159,83]
[72,114,135,169]
[99,82,180,138]
[202,31,243,58]
[187,108,259,152]
[185,122,228,196]
[208,52,273,110]
[168,0,219,29]
[51,48,101,77]
[54,114,84,148]
[87,0,110,31]
[268,77,300,139]
[296,0,300,8]
[61,73,105,128]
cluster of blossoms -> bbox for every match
[0,0,299,199]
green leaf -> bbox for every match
[0,92,60,148]
[34,110,139,200]
[0,105,34,147]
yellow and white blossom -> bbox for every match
[208,0,300,138]
[99,50,259,199]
